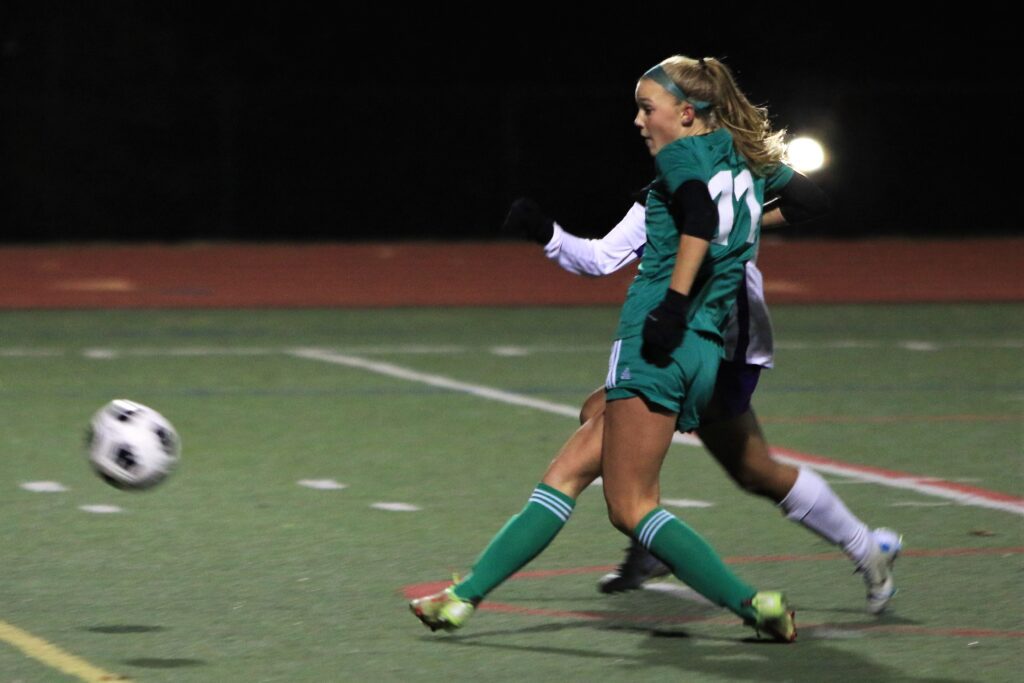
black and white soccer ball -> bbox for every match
[86,399,180,490]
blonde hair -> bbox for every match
[651,55,787,176]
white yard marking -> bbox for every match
[20,481,68,493]
[82,349,117,359]
[371,502,421,512]
[900,341,939,352]
[641,583,713,605]
[807,627,867,640]
[490,346,530,357]
[661,498,714,508]
[297,479,348,490]
[288,350,1024,516]
[79,505,123,514]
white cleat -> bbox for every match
[859,527,902,615]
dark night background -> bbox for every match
[1,4,1018,242]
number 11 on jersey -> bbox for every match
[708,169,762,246]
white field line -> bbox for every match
[287,348,1023,516]
[0,338,1021,359]
[287,348,581,418]
[0,349,65,357]
[769,452,1024,516]
[4,343,1018,512]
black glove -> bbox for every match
[641,289,690,367]
[629,181,655,207]
[501,197,555,245]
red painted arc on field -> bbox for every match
[404,546,1024,639]
[403,546,1024,598]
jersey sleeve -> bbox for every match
[544,203,646,276]
[654,140,704,193]
[764,163,796,195]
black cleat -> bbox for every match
[597,541,671,594]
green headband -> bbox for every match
[642,64,712,110]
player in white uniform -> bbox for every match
[528,193,902,614]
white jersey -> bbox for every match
[544,202,775,368]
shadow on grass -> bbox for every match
[424,615,969,683]
[123,658,206,669]
[84,625,167,634]
[82,625,207,671]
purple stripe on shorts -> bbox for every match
[700,360,761,425]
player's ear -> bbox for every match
[678,102,694,125]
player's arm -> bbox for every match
[762,171,829,228]
[762,205,786,228]
[503,197,646,277]
[545,204,646,276]
[641,180,716,366]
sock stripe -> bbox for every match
[637,510,667,548]
[529,490,573,522]
[638,509,671,548]
[637,509,674,549]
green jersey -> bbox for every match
[615,128,793,342]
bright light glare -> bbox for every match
[787,137,826,173]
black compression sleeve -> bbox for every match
[777,171,830,224]
[668,180,717,240]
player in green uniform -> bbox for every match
[412,55,797,642]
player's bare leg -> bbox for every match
[600,396,674,534]
[599,395,786,635]
[701,409,900,611]
[697,409,796,502]
[541,407,604,499]
[593,389,900,612]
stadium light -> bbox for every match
[787,136,826,173]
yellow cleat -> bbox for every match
[746,591,797,643]
[409,586,475,632]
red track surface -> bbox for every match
[0,238,1020,309]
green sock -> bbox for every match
[635,508,757,620]
[453,483,575,602]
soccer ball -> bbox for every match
[86,399,180,490]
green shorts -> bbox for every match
[604,330,723,432]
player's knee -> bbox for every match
[604,499,649,535]
[579,389,605,424]
[731,457,789,499]
[605,506,633,535]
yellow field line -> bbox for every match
[0,619,131,682]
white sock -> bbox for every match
[779,467,872,566]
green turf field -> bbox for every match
[1,304,1021,682]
